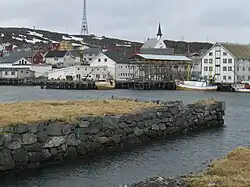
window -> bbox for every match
[96,74,100,79]
[5,71,8,75]
[223,52,227,56]
[228,76,231,80]
[98,59,101,62]
[228,59,232,63]
[237,66,239,71]
[26,71,29,74]
[204,59,208,63]
[248,67,250,71]
[89,58,92,61]
[228,67,232,71]
[223,76,226,80]
[84,58,86,60]
[85,68,87,70]
[204,66,208,71]
[97,68,99,70]
[243,67,245,71]
[209,66,213,71]
[242,75,245,80]
[11,71,15,75]
[104,58,107,62]
[223,67,227,71]
[77,68,80,70]
[21,70,23,73]
[248,76,250,80]
[209,52,213,56]
[54,58,58,60]
[120,66,123,68]
[209,59,213,64]
[103,74,106,79]
[223,59,227,63]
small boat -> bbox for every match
[95,80,115,90]
[233,82,250,93]
[176,77,217,91]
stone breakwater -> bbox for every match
[0,100,225,172]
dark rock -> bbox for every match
[65,146,78,158]
[50,148,58,156]
[78,121,90,128]
[12,148,29,165]
[67,133,78,146]
[22,133,37,145]
[61,124,73,135]
[5,134,22,150]
[43,136,66,148]
[28,152,44,163]
[0,149,15,171]
[36,131,48,142]
[45,122,65,136]
[15,125,28,134]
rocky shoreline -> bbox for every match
[0,98,225,173]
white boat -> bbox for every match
[176,78,217,91]
[95,80,115,90]
[233,82,250,93]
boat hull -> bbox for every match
[95,82,115,90]
[234,88,250,93]
[176,84,217,91]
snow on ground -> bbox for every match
[93,36,103,40]
[25,37,48,44]
[27,31,44,38]
[69,35,83,41]
[72,43,83,47]
[0,33,4,37]
[12,36,23,41]
[62,35,72,40]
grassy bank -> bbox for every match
[0,99,159,126]
[187,147,250,187]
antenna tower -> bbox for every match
[80,0,89,35]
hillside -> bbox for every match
[0,27,212,54]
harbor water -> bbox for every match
[0,86,249,187]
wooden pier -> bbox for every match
[41,80,176,90]
[0,78,45,86]
[115,81,176,90]
[41,80,96,90]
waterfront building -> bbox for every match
[201,42,250,83]
[47,65,110,81]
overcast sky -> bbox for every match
[0,0,249,43]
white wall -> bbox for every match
[235,59,250,82]
[13,58,32,65]
[45,57,64,65]
[154,38,167,49]
[48,65,110,81]
[30,65,52,77]
[201,44,235,83]
[89,53,116,78]
[115,63,140,80]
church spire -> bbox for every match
[157,22,162,39]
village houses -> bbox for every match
[201,42,250,84]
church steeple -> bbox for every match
[157,22,162,40]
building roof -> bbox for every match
[83,48,100,55]
[220,43,250,60]
[70,50,82,57]
[45,51,68,58]
[0,51,36,63]
[104,51,129,64]
[140,48,174,55]
[132,54,192,61]
[140,38,159,49]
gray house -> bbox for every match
[82,48,101,64]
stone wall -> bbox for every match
[0,100,225,172]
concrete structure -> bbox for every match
[90,51,129,80]
[47,65,111,81]
[201,42,250,83]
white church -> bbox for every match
[140,24,174,55]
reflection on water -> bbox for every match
[0,86,249,187]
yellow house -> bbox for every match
[59,40,73,51]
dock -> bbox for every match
[41,80,96,90]
[115,80,176,90]
[40,80,177,90]
[0,78,45,86]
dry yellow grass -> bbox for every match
[187,147,250,187]
[0,99,159,126]
[194,98,219,105]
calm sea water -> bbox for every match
[0,86,249,187]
